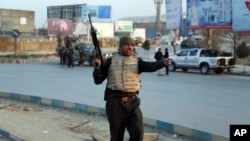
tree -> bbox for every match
[236,42,250,72]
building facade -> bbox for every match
[47,4,86,21]
[0,8,35,33]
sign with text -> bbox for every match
[82,5,111,21]
[114,21,133,32]
[165,0,182,30]
[232,0,250,31]
[186,0,232,29]
[230,125,250,141]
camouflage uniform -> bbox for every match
[79,48,85,66]
[67,46,74,68]
[61,46,67,67]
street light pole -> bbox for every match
[154,0,163,49]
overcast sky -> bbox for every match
[0,0,186,28]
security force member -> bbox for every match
[92,36,171,141]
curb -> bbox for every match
[0,129,25,141]
[0,92,228,141]
[0,56,59,64]
[228,72,250,77]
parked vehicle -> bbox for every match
[73,42,95,66]
[168,48,235,74]
[73,42,114,66]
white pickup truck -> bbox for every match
[168,48,235,74]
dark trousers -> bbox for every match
[62,55,67,66]
[60,55,62,64]
[68,55,74,68]
[106,98,143,141]
[79,56,84,66]
[165,66,169,75]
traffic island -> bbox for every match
[0,92,228,141]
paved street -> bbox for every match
[0,55,250,139]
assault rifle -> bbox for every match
[88,14,104,71]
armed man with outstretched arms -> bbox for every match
[92,34,171,141]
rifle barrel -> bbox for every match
[88,14,104,70]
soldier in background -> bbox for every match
[67,46,74,68]
[79,47,85,66]
[61,46,67,67]
[63,35,76,68]
[59,47,63,65]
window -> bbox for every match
[207,50,219,57]
[200,50,207,57]
[47,5,84,20]
[20,17,27,25]
[200,49,219,57]
[189,50,198,56]
[178,50,188,56]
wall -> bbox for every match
[0,37,57,55]
[0,36,118,56]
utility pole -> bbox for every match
[154,0,163,49]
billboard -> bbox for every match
[179,18,199,36]
[92,22,114,38]
[73,18,88,36]
[82,5,111,21]
[130,28,146,39]
[47,18,73,37]
[186,0,232,29]
[114,21,133,32]
[146,28,156,38]
[165,0,182,30]
[232,0,250,31]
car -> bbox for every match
[168,48,235,74]
[73,42,95,66]
[73,42,114,66]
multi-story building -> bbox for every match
[47,4,86,20]
[47,4,113,37]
